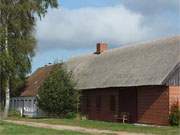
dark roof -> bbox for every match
[21,35,180,96]
[21,65,53,97]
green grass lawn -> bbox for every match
[8,117,179,135]
[0,122,89,135]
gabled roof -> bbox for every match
[21,65,53,96]
[21,35,180,96]
[66,35,180,90]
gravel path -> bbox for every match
[4,120,151,135]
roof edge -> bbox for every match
[161,62,180,85]
[79,85,167,91]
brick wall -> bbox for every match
[81,88,119,122]
[119,88,137,122]
[81,86,175,125]
[169,86,180,111]
[137,86,169,125]
[81,88,137,122]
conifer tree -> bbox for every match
[37,65,79,117]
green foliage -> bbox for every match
[169,102,180,126]
[0,0,58,80]
[37,64,80,117]
[65,112,77,119]
[8,110,21,118]
[10,76,26,97]
[0,0,58,113]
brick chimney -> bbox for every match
[95,43,108,54]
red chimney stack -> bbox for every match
[96,43,108,54]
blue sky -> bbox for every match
[60,0,121,8]
[32,0,180,72]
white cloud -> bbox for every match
[32,1,180,71]
[121,0,180,37]
[36,5,149,51]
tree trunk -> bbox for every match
[3,25,10,118]
[3,79,10,118]
[0,76,3,121]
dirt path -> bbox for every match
[4,120,150,135]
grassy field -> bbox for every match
[0,121,90,135]
[8,117,179,135]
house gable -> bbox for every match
[163,63,180,86]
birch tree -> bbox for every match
[0,0,58,118]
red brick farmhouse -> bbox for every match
[11,36,180,125]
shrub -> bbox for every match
[65,112,77,119]
[169,102,180,126]
[37,64,80,117]
[8,110,21,118]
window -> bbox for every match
[17,100,19,107]
[110,95,116,112]
[21,100,24,107]
[96,95,101,111]
[34,99,36,104]
[29,100,32,104]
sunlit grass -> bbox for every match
[0,122,90,135]
[8,117,179,135]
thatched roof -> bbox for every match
[66,35,180,90]
[21,35,180,96]
[21,65,53,96]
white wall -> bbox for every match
[10,96,43,117]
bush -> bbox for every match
[65,112,77,119]
[169,102,180,126]
[37,64,80,117]
[8,110,21,118]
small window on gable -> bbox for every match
[110,95,116,112]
